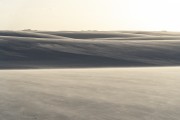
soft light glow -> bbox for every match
[0,0,180,31]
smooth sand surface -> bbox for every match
[0,67,180,120]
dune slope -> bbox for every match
[1,31,180,68]
[0,67,180,120]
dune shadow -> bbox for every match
[1,30,180,69]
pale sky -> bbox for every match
[0,0,180,31]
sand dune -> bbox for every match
[37,31,152,39]
[0,67,180,120]
[1,31,180,68]
[124,31,180,36]
[1,31,180,120]
[38,31,180,39]
[0,30,68,39]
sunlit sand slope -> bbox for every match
[0,67,180,120]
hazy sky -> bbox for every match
[1,0,180,31]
